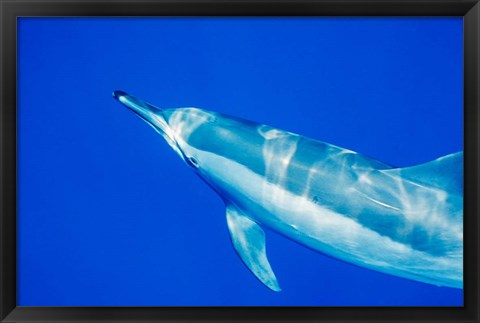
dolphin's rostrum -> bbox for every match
[112,90,463,292]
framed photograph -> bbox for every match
[1,0,479,322]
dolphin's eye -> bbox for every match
[186,156,199,168]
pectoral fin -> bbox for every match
[226,205,281,292]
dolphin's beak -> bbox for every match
[112,90,178,151]
[113,90,163,121]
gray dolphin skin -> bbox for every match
[113,90,463,292]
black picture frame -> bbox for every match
[1,0,479,322]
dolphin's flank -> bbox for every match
[112,90,463,292]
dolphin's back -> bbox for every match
[168,108,391,194]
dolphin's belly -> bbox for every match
[237,170,461,288]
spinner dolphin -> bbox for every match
[113,90,463,291]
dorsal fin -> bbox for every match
[381,151,463,195]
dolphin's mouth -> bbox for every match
[112,90,180,155]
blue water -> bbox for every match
[17,17,463,306]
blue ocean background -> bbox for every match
[17,17,463,306]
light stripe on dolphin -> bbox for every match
[113,90,463,291]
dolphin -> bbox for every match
[112,90,463,292]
